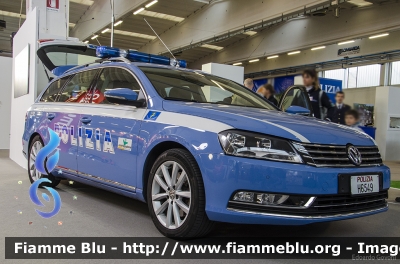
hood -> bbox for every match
[162,101,375,146]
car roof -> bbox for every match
[55,60,208,80]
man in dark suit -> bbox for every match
[328,91,351,125]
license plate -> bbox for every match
[350,175,379,195]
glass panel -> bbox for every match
[92,68,144,105]
[58,70,98,103]
[347,67,358,88]
[140,67,277,110]
[40,76,69,102]
[389,117,400,129]
[281,88,309,112]
[356,64,380,88]
[391,61,400,85]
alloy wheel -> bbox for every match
[29,141,43,181]
[151,161,191,229]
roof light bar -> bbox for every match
[96,46,187,68]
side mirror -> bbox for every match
[104,88,139,106]
[285,105,310,115]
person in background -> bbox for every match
[302,69,333,120]
[327,91,351,125]
[257,84,278,106]
[345,109,363,132]
[244,78,257,92]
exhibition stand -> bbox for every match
[10,0,69,168]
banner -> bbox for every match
[319,77,343,103]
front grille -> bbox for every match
[227,191,388,217]
[299,144,382,167]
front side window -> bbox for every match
[139,67,277,110]
[91,67,145,105]
[40,76,69,102]
[58,70,98,103]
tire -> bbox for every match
[28,135,60,188]
[147,148,214,238]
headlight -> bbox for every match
[218,130,303,163]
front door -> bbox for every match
[77,67,147,192]
[278,86,313,116]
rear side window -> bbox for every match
[58,70,98,103]
[92,67,145,105]
[40,77,69,102]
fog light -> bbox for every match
[256,193,289,205]
[232,191,315,208]
[233,191,254,202]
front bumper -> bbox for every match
[197,153,390,225]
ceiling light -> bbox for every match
[201,44,223,50]
[114,29,156,40]
[311,46,326,50]
[84,40,89,43]
[133,7,145,15]
[233,62,242,66]
[243,31,257,36]
[101,28,110,34]
[338,40,355,45]
[140,10,184,22]
[267,55,279,59]
[288,51,300,55]
[194,0,210,3]
[347,0,373,7]
[145,0,158,8]
[249,59,259,63]
[69,23,76,28]
[91,35,98,39]
[369,33,389,39]
[114,20,123,26]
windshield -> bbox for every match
[139,67,277,110]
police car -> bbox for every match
[23,40,390,238]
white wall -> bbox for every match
[10,9,39,168]
[202,63,244,84]
[0,57,12,149]
[375,86,400,161]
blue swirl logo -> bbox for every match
[29,128,62,218]
[29,178,62,218]
[35,128,60,175]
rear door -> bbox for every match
[48,69,99,174]
[76,67,147,192]
[278,86,313,116]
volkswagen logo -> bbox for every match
[347,145,362,166]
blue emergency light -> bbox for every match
[96,46,187,68]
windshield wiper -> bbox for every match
[164,97,199,103]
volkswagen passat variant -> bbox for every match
[23,41,390,238]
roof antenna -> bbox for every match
[143,17,177,60]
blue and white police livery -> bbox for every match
[23,41,390,238]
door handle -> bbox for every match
[80,117,92,124]
[47,113,56,120]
